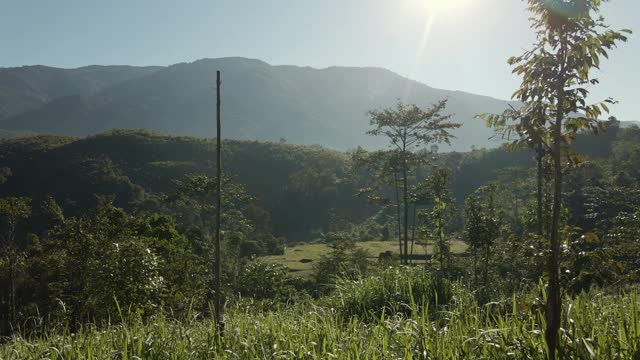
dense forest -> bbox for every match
[2,0,640,358]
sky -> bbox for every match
[1,0,638,120]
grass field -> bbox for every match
[263,239,468,278]
[3,277,637,359]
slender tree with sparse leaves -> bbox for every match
[487,0,630,357]
[367,99,461,264]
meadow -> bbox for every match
[264,240,468,278]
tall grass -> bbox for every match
[2,270,638,359]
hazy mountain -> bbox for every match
[0,65,161,120]
[0,58,517,151]
[0,129,34,139]
[621,120,640,128]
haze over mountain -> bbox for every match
[0,65,161,120]
[1,57,529,151]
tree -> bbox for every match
[0,197,31,330]
[482,102,550,239]
[367,100,461,264]
[463,184,504,299]
[495,1,630,356]
[51,199,194,324]
[416,167,455,272]
[352,149,412,262]
[166,174,284,299]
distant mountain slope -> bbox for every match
[0,65,161,120]
[621,120,640,128]
[0,129,34,139]
[0,58,515,151]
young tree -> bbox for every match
[0,197,31,330]
[463,184,503,298]
[482,102,550,238]
[367,100,461,264]
[416,167,455,272]
[494,1,630,356]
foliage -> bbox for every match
[313,234,371,288]
[565,210,640,293]
[329,267,453,321]
[417,167,455,272]
[2,286,639,359]
[483,0,630,356]
[50,199,198,324]
[365,100,461,264]
[463,184,505,297]
[234,260,302,302]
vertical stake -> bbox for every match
[215,70,223,334]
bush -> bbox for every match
[313,234,371,288]
[234,260,301,302]
[329,266,453,320]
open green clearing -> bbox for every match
[264,240,468,277]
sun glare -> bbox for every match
[410,0,472,13]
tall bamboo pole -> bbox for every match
[215,70,223,333]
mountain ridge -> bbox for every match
[0,58,522,151]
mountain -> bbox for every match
[0,65,161,120]
[621,120,640,128]
[0,129,34,139]
[0,58,515,151]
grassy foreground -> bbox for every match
[1,270,638,359]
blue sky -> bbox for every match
[1,0,638,120]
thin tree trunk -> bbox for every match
[537,141,544,237]
[547,124,562,360]
[394,172,403,263]
[410,203,417,264]
[402,162,409,265]
[546,36,566,359]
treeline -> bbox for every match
[0,128,545,241]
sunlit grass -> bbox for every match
[3,277,637,359]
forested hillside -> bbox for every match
[1,124,634,241]
[0,130,370,242]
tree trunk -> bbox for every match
[546,126,563,360]
[394,172,403,263]
[537,141,544,237]
[546,39,566,358]
[410,203,417,263]
[402,163,409,265]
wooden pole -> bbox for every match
[215,70,223,333]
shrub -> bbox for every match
[234,260,301,302]
[329,266,453,320]
[313,235,371,288]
